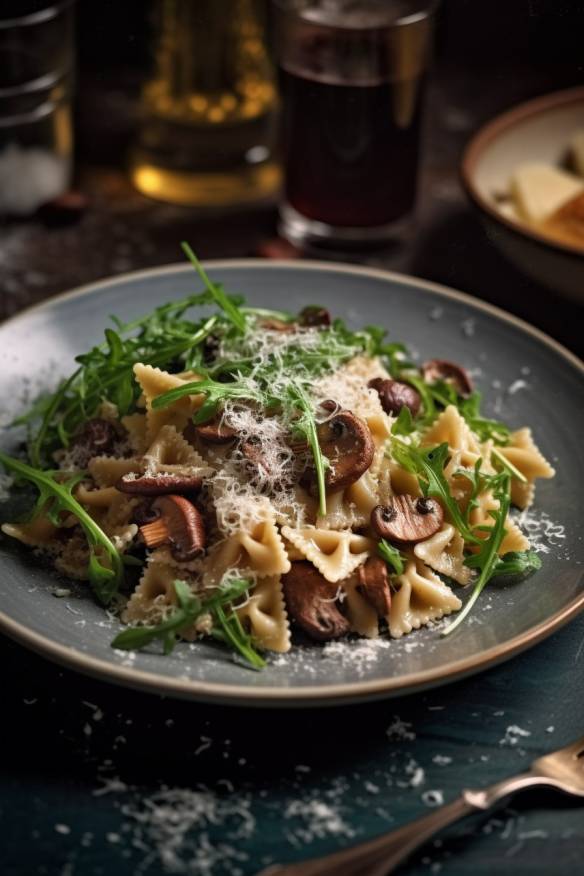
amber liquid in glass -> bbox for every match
[130,0,280,207]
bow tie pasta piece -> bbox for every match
[496,428,555,509]
[364,411,395,477]
[386,458,423,497]
[203,510,291,585]
[389,557,462,638]
[89,455,145,487]
[133,363,206,443]
[414,523,471,586]
[341,573,380,638]
[75,483,139,533]
[281,525,375,583]
[121,412,149,455]
[2,514,60,549]
[143,425,213,479]
[469,490,530,555]
[316,469,379,531]
[123,562,198,640]
[236,576,291,653]
[237,515,291,577]
[421,405,482,468]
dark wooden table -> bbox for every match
[1,60,583,876]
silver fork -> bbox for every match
[256,735,584,876]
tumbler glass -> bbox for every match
[273,0,436,248]
[130,0,281,208]
[0,1,75,216]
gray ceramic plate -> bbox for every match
[0,261,582,707]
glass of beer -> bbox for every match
[274,0,436,248]
[130,0,280,208]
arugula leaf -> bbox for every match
[112,578,204,653]
[453,458,497,525]
[391,440,479,543]
[0,451,123,604]
[212,604,266,669]
[400,372,436,421]
[286,382,328,517]
[181,242,246,333]
[377,539,406,575]
[458,392,510,444]
[442,473,511,636]
[111,577,266,668]
[151,376,266,425]
[491,447,528,483]
[494,550,542,578]
[391,406,416,437]
[24,308,219,465]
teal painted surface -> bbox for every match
[2,615,584,875]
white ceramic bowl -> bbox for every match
[461,86,584,303]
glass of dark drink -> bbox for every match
[273,0,437,248]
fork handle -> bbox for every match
[257,772,559,876]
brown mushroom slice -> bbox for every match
[368,378,421,417]
[371,496,444,543]
[281,561,349,641]
[421,359,473,398]
[240,435,271,477]
[260,317,296,333]
[191,415,236,444]
[298,305,331,328]
[139,494,206,561]
[303,409,374,493]
[117,473,204,496]
[357,556,392,617]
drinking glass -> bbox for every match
[0,0,75,216]
[273,0,436,248]
[130,0,281,208]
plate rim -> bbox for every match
[1,258,583,706]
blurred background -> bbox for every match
[1,0,583,352]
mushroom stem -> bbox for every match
[140,518,170,549]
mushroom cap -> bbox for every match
[118,473,204,496]
[371,496,444,543]
[151,494,206,561]
[303,409,375,493]
[421,360,473,398]
[298,305,331,328]
[281,561,350,641]
[357,557,392,617]
[368,378,421,418]
[260,317,296,333]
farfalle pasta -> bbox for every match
[0,254,555,666]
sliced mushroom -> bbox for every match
[71,417,122,463]
[117,473,204,496]
[241,435,271,478]
[422,359,473,398]
[281,561,349,641]
[260,318,296,333]
[139,494,206,561]
[357,557,392,616]
[190,414,236,444]
[298,305,331,328]
[368,377,421,417]
[302,408,374,493]
[371,496,444,543]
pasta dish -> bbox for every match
[0,247,555,668]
